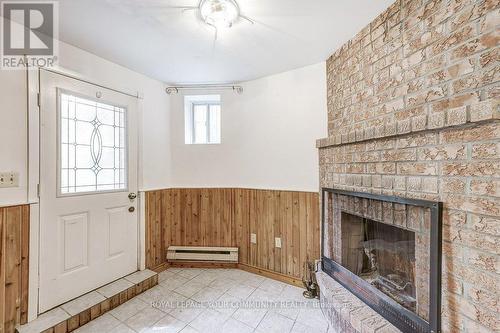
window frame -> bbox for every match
[184,95,221,145]
[190,101,220,144]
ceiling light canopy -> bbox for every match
[199,0,240,29]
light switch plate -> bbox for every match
[275,237,282,248]
[250,233,257,244]
[0,172,19,188]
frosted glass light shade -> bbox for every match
[200,0,239,28]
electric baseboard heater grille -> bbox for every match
[166,246,238,262]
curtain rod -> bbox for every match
[165,84,243,94]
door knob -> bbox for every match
[128,207,135,213]
[128,193,137,200]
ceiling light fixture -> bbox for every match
[166,0,253,40]
[199,0,240,29]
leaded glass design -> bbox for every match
[59,92,127,194]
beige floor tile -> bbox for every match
[16,308,70,333]
[191,286,225,303]
[296,307,329,331]
[258,278,287,295]
[226,284,256,299]
[97,278,134,298]
[160,276,190,291]
[74,313,121,333]
[189,271,220,285]
[213,293,242,316]
[60,291,107,316]
[173,281,205,298]
[208,277,239,292]
[158,270,177,283]
[124,269,157,285]
[168,303,204,323]
[178,326,199,333]
[220,318,254,333]
[256,311,295,333]
[291,321,329,333]
[110,297,149,321]
[124,307,166,332]
[189,309,228,333]
[143,314,187,333]
[108,323,136,333]
[231,307,268,328]
[176,268,205,280]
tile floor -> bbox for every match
[74,268,330,333]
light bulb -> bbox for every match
[199,0,239,29]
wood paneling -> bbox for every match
[234,189,320,279]
[145,191,166,270]
[145,189,234,270]
[145,188,320,280]
[0,205,29,333]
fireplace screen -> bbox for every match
[321,189,442,333]
[341,213,417,313]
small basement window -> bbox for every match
[184,95,221,144]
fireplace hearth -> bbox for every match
[321,188,442,333]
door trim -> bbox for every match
[27,67,145,321]
[41,67,142,99]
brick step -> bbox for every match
[16,270,158,333]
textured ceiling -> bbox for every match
[58,0,393,83]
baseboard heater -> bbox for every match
[166,246,239,262]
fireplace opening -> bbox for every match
[321,189,442,333]
[341,213,416,313]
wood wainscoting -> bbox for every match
[0,205,29,333]
[145,188,233,270]
[145,188,320,281]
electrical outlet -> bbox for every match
[250,233,257,244]
[0,172,19,188]
[275,237,282,248]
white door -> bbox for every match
[39,70,139,312]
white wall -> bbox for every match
[0,41,171,206]
[0,70,27,206]
[170,62,327,192]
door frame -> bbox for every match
[27,66,147,321]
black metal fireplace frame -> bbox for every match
[321,188,442,333]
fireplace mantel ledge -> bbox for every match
[317,268,401,333]
[316,99,499,149]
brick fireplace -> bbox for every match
[316,0,499,332]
